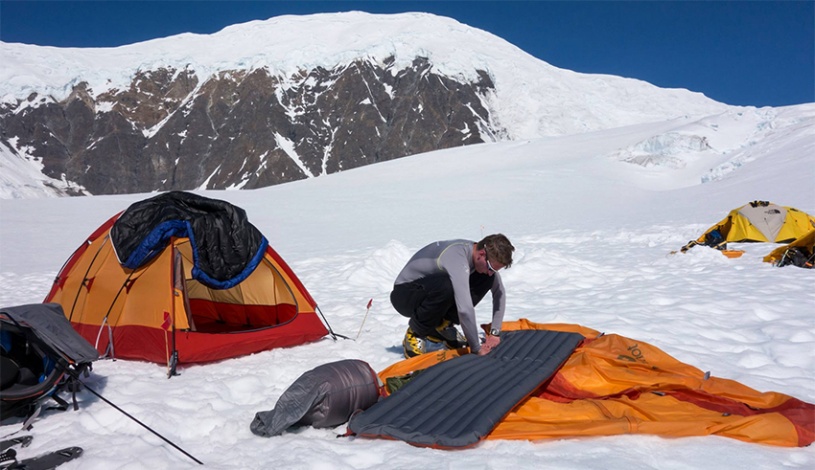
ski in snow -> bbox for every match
[0,437,32,453]
[0,437,82,470]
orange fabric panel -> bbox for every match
[177,241,308,312]
[112,248,179,328]
[45,213,120,302]
[549,334,794,411]
[48,231,119,324]
[265,245,318,308]
[490,392,804,447]
[48,229,184,329]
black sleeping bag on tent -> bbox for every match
[110,191,268,289]
[1,303,99,419]
[347,329,584,448]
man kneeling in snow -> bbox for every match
[390,234,514,358]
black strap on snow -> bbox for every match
[348,329,584,448]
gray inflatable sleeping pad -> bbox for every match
[347,329,584,448]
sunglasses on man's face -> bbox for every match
[486,259,498,273]
[485,249,499,273]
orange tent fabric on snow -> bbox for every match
[377,320,814,447]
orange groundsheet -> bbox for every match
[378,320,814,447]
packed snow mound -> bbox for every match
[611,133,714,169]
[1,11,727,141]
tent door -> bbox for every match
[174,241,299,333]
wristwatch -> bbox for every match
[489,328,500,337]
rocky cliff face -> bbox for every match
[0,56,503,195]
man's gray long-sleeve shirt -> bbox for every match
[394,239,506,352]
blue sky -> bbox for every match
[1,1,812,107]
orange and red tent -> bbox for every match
[44,192,328,366]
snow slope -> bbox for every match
[0,103,813,469]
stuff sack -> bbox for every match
[251,359,380,436]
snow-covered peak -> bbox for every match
[1,11,728,139]
[0,12,500,98]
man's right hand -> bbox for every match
[478,335,500,355]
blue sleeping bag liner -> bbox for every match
[347,329,584,448]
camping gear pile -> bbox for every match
[0,303,98,422]
[0,303,97,468]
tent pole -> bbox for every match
[316,305,349,340]
[66,236,111,321]
[168,245,182,378]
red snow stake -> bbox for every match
[356,299,373,340]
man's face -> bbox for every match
[475,249,504,276]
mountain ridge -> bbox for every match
[0,11,727,135]
[1,12,735,198]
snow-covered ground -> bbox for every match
[0,104,813,469]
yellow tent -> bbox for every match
[679,201,815,255]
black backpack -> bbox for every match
[1,303,99,423]
[778,246,815,269]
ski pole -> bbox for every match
[81,383,203,465]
